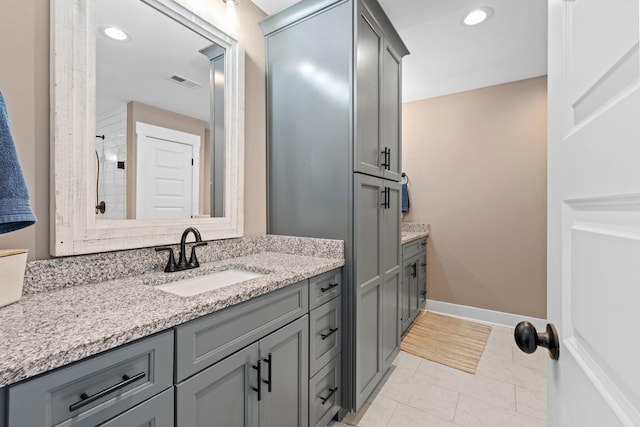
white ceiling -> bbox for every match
[252,0,547,102]
[96,0,217,124]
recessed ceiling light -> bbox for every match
[463,7,494,26]
[101,26,130,41]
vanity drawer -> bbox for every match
[175,280,308,382]
[99,387,173,427]
[7,330,173,427]
[309,268,341,310]
[309,296,341,376]
[402,237,426,259]
[309,355,341,427]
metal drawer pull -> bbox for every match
[69,372,146,412]
[252,360,262,401]
[262,353,272,392]
[320,387,338,404]
[321,328,339,340]
[320,283,339,293]
[421,290,427,296]
[421,241,427,246]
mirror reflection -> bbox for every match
[95,0,225,220]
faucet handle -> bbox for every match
[188,242,208,268]
[155,247,178,272]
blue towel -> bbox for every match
[0,91,36,234]
[401,182,409,212]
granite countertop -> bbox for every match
[0,237,344,387]
[401,222,430,245]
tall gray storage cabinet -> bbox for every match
[261,0,408,412]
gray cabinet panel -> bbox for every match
[355,174,382,289]
[357,284,381,405]
[309,356,341,427]
[8,331,173,427]
[259,316,309,427]
[401,256,416,334]
[418,247,427,308]
[381,182,400,371]
[266,1,351,240]
[355,9,382,177]
[382,45,402,182]
[175,281,308,382]
[176,342,260,427]
[309,269,342,310]
[310,297,341,376]
[99,387,173,427]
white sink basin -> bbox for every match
[157,269,264,297]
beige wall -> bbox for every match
[0,0,267,260]
[402,76,548,318]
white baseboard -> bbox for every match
[425,299,547,330]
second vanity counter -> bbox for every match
[0,236,344,387]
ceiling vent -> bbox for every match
[166,74,202,89]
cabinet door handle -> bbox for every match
[320,283,339,293]
[421,241,427,247]
[381,147,390,169]
[421,290,427,296]
[411,264,417,278]
[421,262,426,267]
[320,387,338,404]
[262,353,272,392]
[69,372,146,412]
[321,327,339,340]
[252,360,262,401]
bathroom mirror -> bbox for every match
[51,0,244,255]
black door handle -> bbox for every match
[320,387,338,404]
[514,321,560,360]
[321,327,339,340]
[69,372,146,412]
[320,283,339,293]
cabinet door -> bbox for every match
[259,315,309,427]
[355,7,383,178]
[409,256,419,322]
[175,343,259,427]
[401,257,413,334]
[353,174,383,409]
[381,42,402,182]
[381,182,401,372]
[418,247,427,308]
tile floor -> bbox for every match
[331,323,547,427]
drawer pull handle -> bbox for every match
[421,241,427,247]
[421,290,427,296]
[69,371,146,412]
[262,352,272,393]
[421,262,426,267]
[321,328,339,340]
[252,360,262,401]
[320,387,338,404]
[320,283,339,293]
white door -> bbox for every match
[547,0,640,425]
[136,122,201,219]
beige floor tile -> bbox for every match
[385,403,461,427]
[378,374,459,421]
[392,350,423,373]
[516,385,547,420]
[355,394,399,427]
[513,347,548,372]
[476,354,546,392]
[414,360,517,411]
[453,395,546,427]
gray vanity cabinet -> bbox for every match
[175,316,309,427]
[401,237,427,334]
[354,174,401,407]
[6,330,173,427]
[262,0,408,412]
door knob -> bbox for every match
[514,321,560,360]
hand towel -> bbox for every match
[401,182,410,213]
[0,91,36,234]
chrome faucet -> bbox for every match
[155,227,208,273]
